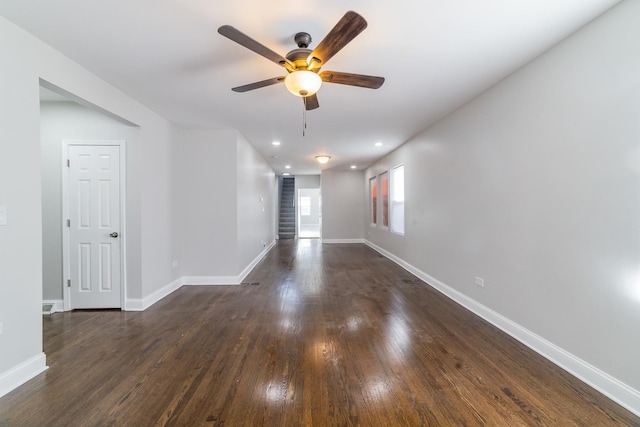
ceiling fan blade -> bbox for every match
[304,94,319,110]
[232,77,285,93]
[218,25,293,68]
[320,71,384,89]
[306,11,367,68]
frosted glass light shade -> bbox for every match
[284,71,322,97]
[315,155,331,164]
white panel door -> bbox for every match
[67,145,121,308]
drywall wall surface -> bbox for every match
[321,170,365,240]
[294,175,320,189]
[365,0,640,393]
[178,128,238,277]
[236,133,276,272]
[138,118,179,297]
[0,22,44,382]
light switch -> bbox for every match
[0,206,7,226]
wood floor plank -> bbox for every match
[0,240,638,426]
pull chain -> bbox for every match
[302,98,307,137]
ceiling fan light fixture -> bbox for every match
[315,155,331,164]
[285,71,322,97]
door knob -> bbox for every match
[110,232,119,238]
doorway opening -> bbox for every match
[40,81,136,312]
[298,188,321,238]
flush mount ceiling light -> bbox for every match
[315,155,331,164]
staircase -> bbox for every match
[279,177,296,239]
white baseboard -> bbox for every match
[322,238,365,244]
[0,353,48,399]
[184,240,276,286]
[128,241,277,306]
[125,277,184,311]
[42,299,64,314]
[182,276,241,285]
[364,240,640,417]
[238,240,276,283]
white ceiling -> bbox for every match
[0,0,620,174]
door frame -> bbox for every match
[61,140,127,311]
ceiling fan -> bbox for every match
[218,11,385,111]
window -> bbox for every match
[390,165,405,235]
[369,177,377,226]
[380,171,389,228]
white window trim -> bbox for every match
[390,164,405,236]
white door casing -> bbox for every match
[62,141,125,309]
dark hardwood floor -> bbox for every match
[1,240,638,426]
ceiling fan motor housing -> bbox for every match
[286,48,313,71]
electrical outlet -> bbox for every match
[475,277,485,287]
[172,261,179,268]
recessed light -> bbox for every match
[375,142,383,147]
[350,165,357,169]
[282,172,291,176]
[285,165,291,169]
[272,141,281,146]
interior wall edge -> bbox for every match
[0,353,48,400]
[123,239,277,311]
[124,277,183,312]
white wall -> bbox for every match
[0,24,44,393]
[178,128,276,281]
[365,0,640,412]
[321,170,365,241]
[294,175,320,190]
[179,128,238,277]
[236,134,276,271]
[139,119,180,300]
[0,16,179,394]
[40,101,139,301]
